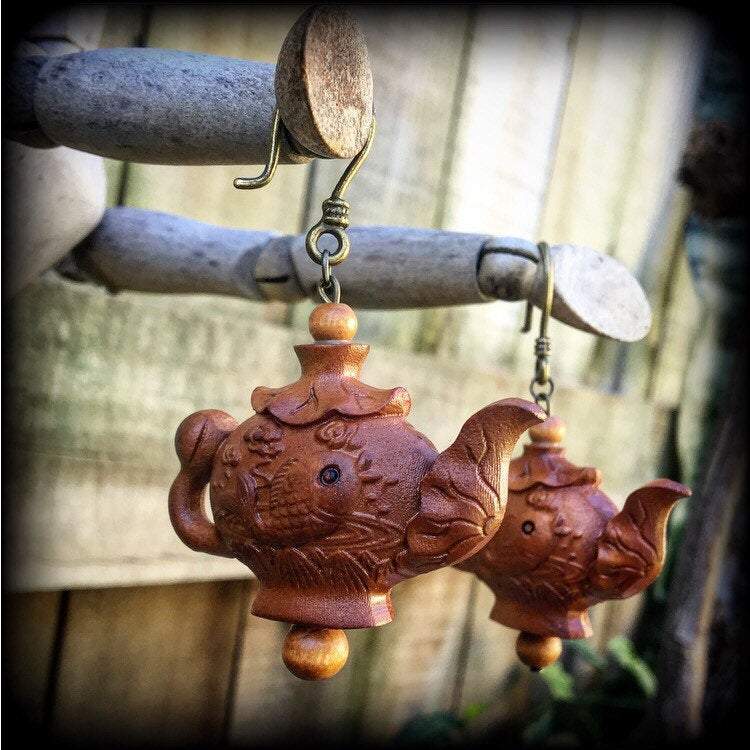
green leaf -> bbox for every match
[461,702,487,722]
[540,662,575,701]
[566,639,607,670]
[606,636,657,697]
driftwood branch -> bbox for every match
[60,206,651,342]
[3,5,107,298]
[6,8,373,165]
[12,49,302,165]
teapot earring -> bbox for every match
[168,116,545,680]
[457,242,692,671]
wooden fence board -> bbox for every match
[457,579,521,711]
[355,568,474,740]
[537,8,705,389]
[435,8,577,370]
[51,580,248,747]
[2,591,61,730]
[229,614,373,746]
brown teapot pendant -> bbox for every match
[457,415,691,671]
[169,303,545,679]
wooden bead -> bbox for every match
[529,415,566,445]
[515,632,562,671]
[282,625,349,680]
[308,303,358,341]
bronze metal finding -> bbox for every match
[233,108,283,190]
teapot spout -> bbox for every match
[404,398,545,572]
[590,478,691,599]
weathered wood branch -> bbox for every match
[3,6,107,299]
[59,206,651,342]
[6,7,373,164]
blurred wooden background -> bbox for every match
[4,4,708,747]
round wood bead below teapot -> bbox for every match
[282,625,349,680]
[515,631,562,671]
[308,303,358,341]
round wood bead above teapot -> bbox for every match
[456,415,691,670]
[169,303,545,678]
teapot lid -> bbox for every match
[509,415,602,491]
[251,304,411,425]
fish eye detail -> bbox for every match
[319,465,341,485]
[522,520,535,535]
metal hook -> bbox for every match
[527,242,555,414]
[330,116,376,200]
[521,241,554,334]
[305,117,376,267]
[233,108,282,190]
[478,238,555,413]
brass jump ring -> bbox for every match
[530,378,554,415]
[306,222,351,266]
[321,249,332,284]
[317,275,341,304]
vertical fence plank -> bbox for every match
[229,616,372,747]
[433,7,577,370]
[356,568,474,741]
[457,581,521,711]
[539,8,705,387]
[51,581,249,747]
[2,591,61,731]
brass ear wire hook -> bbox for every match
[526,241,554,414]
[477,238,555,412]
[231,106,375,304]
[306,117,376,269]
[233,108,283,190]
[521,243,553,335]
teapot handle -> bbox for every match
[168,409,238,558]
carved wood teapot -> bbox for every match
[457,415,691,670]
[169,303,545,679]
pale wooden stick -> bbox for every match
[7,8,373,165]
[17,49,307,166]
[61,206,651,342]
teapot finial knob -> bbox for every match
[309,302,358,341]
[529,414,566,445]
